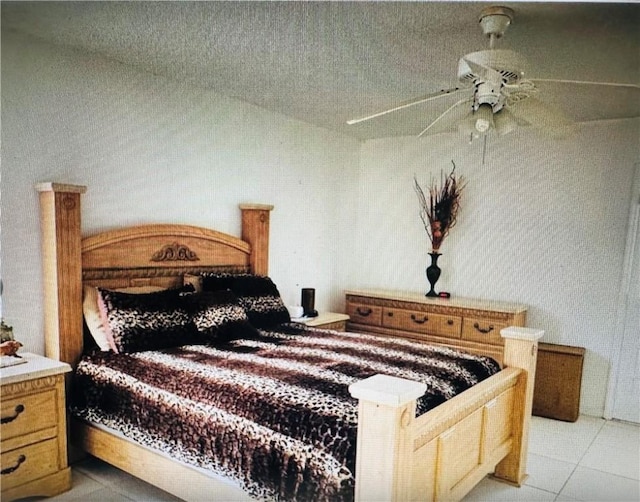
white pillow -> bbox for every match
[83,285,166,351]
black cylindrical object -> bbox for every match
[301,288,317,317]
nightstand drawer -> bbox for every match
[382,308,462,338]
[462,318,509,345]
[346,303,382,326]
[1,438,59,491]
[1,389,57,441]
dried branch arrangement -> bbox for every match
[414,161,466,252]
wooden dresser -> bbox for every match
[1,353,72,501]
[345,289,527,365]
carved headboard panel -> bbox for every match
[36,182,273,367]
[81,224,252,290]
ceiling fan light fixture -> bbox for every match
[474,103,494,132]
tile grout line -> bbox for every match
[574,420,640,482]
[552,418,608,501]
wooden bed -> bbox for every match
[36,182,543,502]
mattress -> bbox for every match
[71,324,500,501]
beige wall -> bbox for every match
[0,31,360,351]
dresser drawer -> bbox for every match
[1,437,59,491]
[1,389,57,441]
[462,318,509,345]
[346,303,382,326]
[382,308,462,339]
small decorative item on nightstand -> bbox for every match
[1,319,15,343]
[1,353,72,501]
[0,320,25,368]
[301,288,318,318]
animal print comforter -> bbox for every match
[71,324,500,501]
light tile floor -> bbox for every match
[26,416,640,502]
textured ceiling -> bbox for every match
[2,1,639,140]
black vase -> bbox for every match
[426,252,441,297]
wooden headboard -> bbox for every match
[36,182,273,367]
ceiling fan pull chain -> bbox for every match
[482,135,487,165]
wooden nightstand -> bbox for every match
[1,353,72,501]
[300,312,350,331]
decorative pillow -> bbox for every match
[200,273,290,328]
[83,285,167,351]
[98,285,197,354]
[188,290,259,343]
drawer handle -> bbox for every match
[1,404,25,424]
[411,314,428,324]
[447,319,454,325]
[473,322,494,334]
[1,455,26,475]
[356,307,372,317]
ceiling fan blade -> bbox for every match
[346,87,468,125]
[418,98,472,137]
[531,78,640,90]
[508,97,576,138]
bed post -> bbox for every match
[348,374,427,502]
[494,326,544,486]
[239,204,274,276]
[35,183,87,367]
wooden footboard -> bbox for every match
[349,327,543,502]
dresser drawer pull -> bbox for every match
[1,455,26,475]
[411,314,428,324]
[356,307,372,317]
[1,404,25,424]
[447,319,454,325]
[473,323,494,334]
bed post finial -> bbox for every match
[36,182,87,366]
[349,374,427,501]
[239,204,274,276]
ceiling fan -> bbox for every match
[347,6,639,140]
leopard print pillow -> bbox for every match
[98,285,199,353]
[189,290,259,343]
[200,273,291,328]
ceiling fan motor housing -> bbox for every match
[458,49,525,111]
